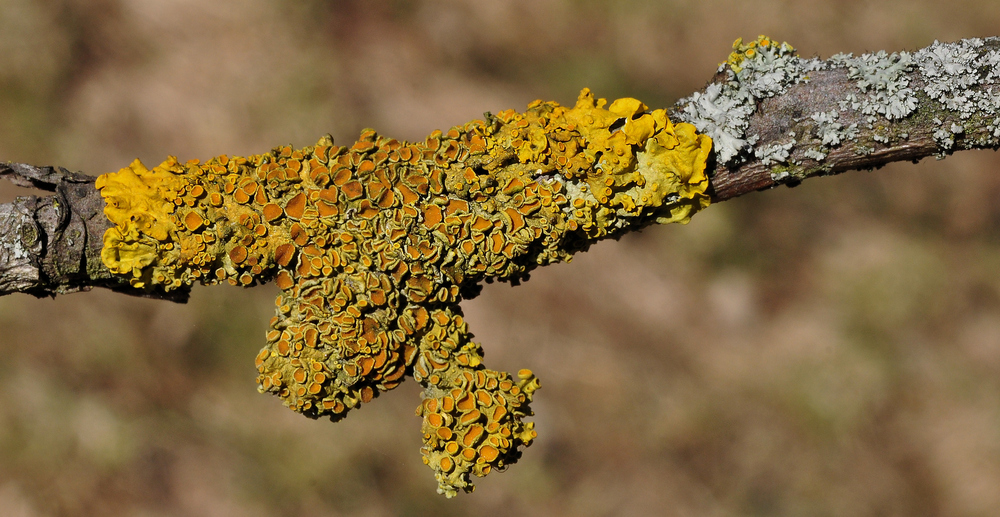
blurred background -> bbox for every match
[1,1,1000,515]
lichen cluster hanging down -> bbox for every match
[96,88,713,496]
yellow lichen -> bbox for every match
[97,88,713,496]
[726,35,793,73]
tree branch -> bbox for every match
[5,37,999,301]
[2,37,997,298]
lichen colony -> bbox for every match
[96,89,713,496]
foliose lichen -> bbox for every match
[805,39,1000,162]
[913,38,1000,150]
[756,139,795,167]
[810,109,859,150]
[682,35,1000,186]
[96,89,713,497]
[829,50,918,122]
[676,35,823,166]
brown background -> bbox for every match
[2,1,1000,515]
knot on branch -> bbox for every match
[0,162,130,298]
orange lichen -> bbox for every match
[97,88,713,497]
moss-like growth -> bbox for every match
[96,89,713,496]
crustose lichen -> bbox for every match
[96,89,713,497]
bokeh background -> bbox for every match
[1,1,1000,515]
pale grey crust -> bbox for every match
[672,37,1000,200]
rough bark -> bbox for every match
[2,36,998,302]
[696,63,985,201]
[0,163,188,301]
[671,37,1000,200]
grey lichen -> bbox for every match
[802,148,828,162]
[687,36,1000,185]
[829,50,918,122]
[675,36,823,166]
[932,118,953,149]
[0,201,39,294]
[982,49,1000,81]
[757,139,796,167]
[915,38,1000,150]
[811,110,845,146]
[676,83,757,165]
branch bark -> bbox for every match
[0,163,188,301]
[671,36,1000,201]
[2,36,998,301]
